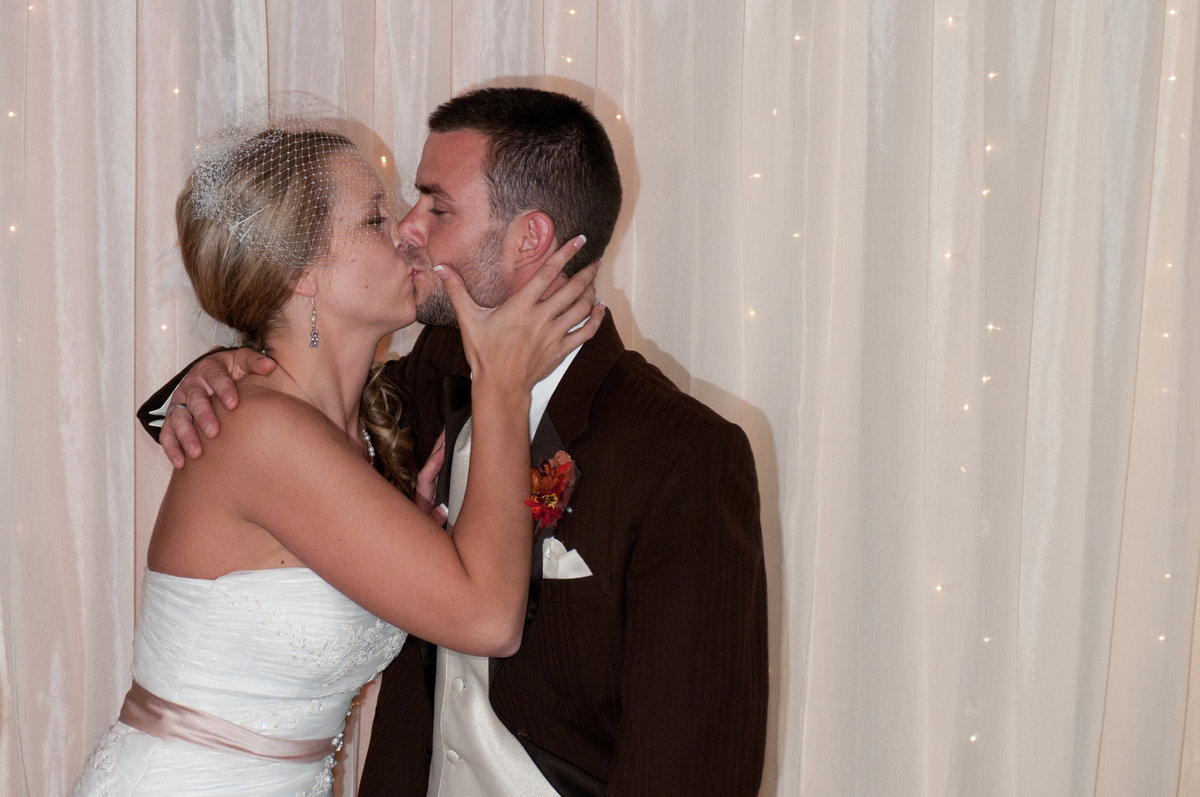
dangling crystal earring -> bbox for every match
[309,295,319,348]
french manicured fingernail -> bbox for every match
[574,235,586,246]
[433,265,449,280]
[437,503,448,515]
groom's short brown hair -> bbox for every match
[428,87,622,275]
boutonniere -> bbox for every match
[525,450,578,533]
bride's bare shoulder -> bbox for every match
[211,377,332,452]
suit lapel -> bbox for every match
[489,313,626,682]
[542,311,625,447]
[436,374,473,507]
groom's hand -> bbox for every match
[161,349,276,468]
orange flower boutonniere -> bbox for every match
[525,451,578,533]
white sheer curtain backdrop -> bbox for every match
[2,1,1198,795]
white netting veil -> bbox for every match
[176,115,397,349]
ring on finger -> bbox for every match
[167,402,189,416]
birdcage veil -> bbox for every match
[185,112,393,270]
[176,101,397,349]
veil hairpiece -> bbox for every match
[184,105,393,271]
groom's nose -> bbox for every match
[395,206,426,249]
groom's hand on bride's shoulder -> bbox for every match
[160,349,276,468]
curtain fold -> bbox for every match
[2,2,1198,795]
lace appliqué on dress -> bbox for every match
[299,753,337,797]
[70,723,138,797]
[215,585,406,682]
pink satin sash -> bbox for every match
[117,681,336,763]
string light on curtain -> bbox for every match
[7,111,14,117]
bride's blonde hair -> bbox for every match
[176,125,416,495]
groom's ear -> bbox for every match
[505,211,557,287]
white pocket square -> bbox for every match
[542,536,592,579]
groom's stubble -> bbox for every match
[406,223,510,327]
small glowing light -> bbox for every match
[969,734,978,743]
[792,232,800,238]
[615,114,622,120]
[981,375,992,383]
[794,34,802,41]
[1163,387,1169,393]
[380,155,388,165]
[1169,8,1178,15]
[568,8,576,14]
[6,111,14,118]
[748,309,757,317]
[985,144,993,152]
[944,251,952,259]
[987,323,1001,331]
[962,403,970,411]
[8,225,15,232]
[1166,262,1174,268]
[1181,133,1188,140]
[1165,573,1173,579]
[947,16,955,24]
[1159,635,1167,641]
[160,324,168,331]
[173,87,180,95]
[935,584,944,593]
[1169,75,1178,82]
[983,636,993,643]
[772,108,778,116]
[981,188,991,196]
[1163,332,1171,338]
[565,56,574,63]
[960,465,967,473]
[987,71,998,79]
[750,172,763,179]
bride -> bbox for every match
[71,124,600,795]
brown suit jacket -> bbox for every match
[359,311,768,796]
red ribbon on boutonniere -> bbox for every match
[525,450,578,534]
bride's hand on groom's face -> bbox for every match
[160,349,277,468]
[437,235,603,391]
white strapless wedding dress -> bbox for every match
[72,568,406,796]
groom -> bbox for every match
[148,87,768,795]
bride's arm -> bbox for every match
[211,247,600,656]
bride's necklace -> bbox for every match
[272,359,375,464]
